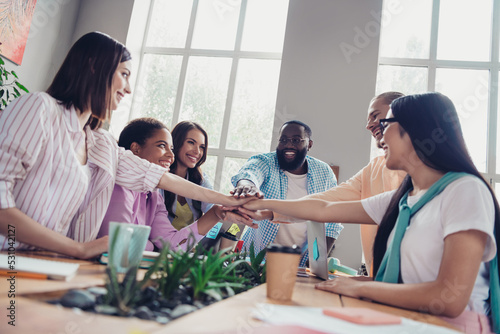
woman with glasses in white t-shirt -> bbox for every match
[241,93,499,333]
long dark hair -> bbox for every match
[164,121,208,217]
[373,93,500,282]
[46,31,131,130]
[118,117,168,150]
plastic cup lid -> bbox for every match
[266,244,301,254]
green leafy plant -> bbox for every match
[100,236,267,320]
[0,43,29,110]
[188,246,249,302]
[155,237,199,299]
[234,241,267,284]
[102,229,160,314]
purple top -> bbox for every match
[99,184,204,251]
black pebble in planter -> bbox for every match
[60,290,96,310]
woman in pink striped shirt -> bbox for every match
[0,32,250,259]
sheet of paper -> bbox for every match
[252,304,459,334]
[0,254,80,281]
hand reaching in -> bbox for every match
[215,205,258,229]
[235,207,273,222]
[231,180,264,198]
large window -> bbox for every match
[376,0,500,188]
[116,0,289,193]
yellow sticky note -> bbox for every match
[227,224,240,235]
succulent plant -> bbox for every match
[94,236,268,321]
[188,246,249,301]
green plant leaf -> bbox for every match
[260,264,267,283]
[0,55,29,110]
[254,246,267,270]
[203,288,223,302]
[15,81,29,93]
[249,241,256,265]
[157,236,200,299]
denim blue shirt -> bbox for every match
[231,152,343,266]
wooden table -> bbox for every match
[0,252,460,333]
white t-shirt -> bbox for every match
[275,171,308,247]
[361,175,497,314]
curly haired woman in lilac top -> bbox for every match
[99,118,255,251]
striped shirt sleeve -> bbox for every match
[0,93,49,209]
[115,147,167,192]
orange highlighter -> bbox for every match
[0,270,48,280]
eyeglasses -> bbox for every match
[278,137,307,146]
[379,118,398,131]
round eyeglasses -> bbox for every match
[278,138,306,146]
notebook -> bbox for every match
[99,250,160,269]
[0,254,80,281]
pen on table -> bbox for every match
[0,270,48,280]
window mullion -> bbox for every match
[128,0,157,122]
[427,0,440,91]
[488,70,499,177]
[213,0,248,191]
[171,0,199,127]
[487,0,500,178]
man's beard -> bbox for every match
[277,147,308,171]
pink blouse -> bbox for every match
[98,185,204,251]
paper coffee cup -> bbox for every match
[266,244,301,301]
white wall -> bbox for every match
[71,0,135,44]
[3,0,381,269]
[2,0,137,94]
[3,0,81,92]
[274,0,383,268]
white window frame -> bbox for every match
[378,0,500,185]
[126,0,286,191]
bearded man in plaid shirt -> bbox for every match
[231,120,343,267]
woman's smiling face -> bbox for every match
[134,128,174,171]
[110,60,132,111]
[381,109,416,171]
[176,129,206,169]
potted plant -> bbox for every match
[56,238,267,323]
[0,42,29,110]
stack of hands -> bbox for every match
[217,181,273,229]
